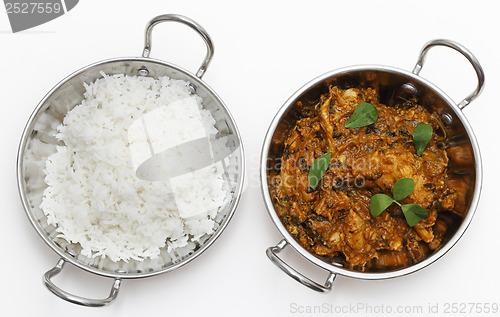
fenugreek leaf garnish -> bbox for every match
[392,177,414,201]
[308,152,331,189]
[413,123,433,156]
[344,102,378,128]
[401,204,429,227]
[369,194,393,217]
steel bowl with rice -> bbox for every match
[17,14,244,306]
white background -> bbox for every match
[1,0,499,316]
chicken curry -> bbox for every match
[270,86,468,271]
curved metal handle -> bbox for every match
[43,258,121,307]
[142,14,214,79]
[412,39,485,109]
[266,240,336,293]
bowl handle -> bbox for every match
[43,258,121,307]
[412,39,485,110]
[142,14,214,79]
[266,239,336,292]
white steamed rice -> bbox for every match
[39,72,229,263]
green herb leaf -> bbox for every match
[370,177,429,227]
[413,123,433,156]
[344,102,378,128]
[369,194,394,217]
[392,177,415,201]
[308,152,331,189]
[401,204,429,227]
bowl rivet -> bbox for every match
[442,113,453,125]
[138,67,149,76]
[188,83,196,93]
[402,83,418,95]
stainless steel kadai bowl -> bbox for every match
[17,14,244,306]
[261,39,484,292]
